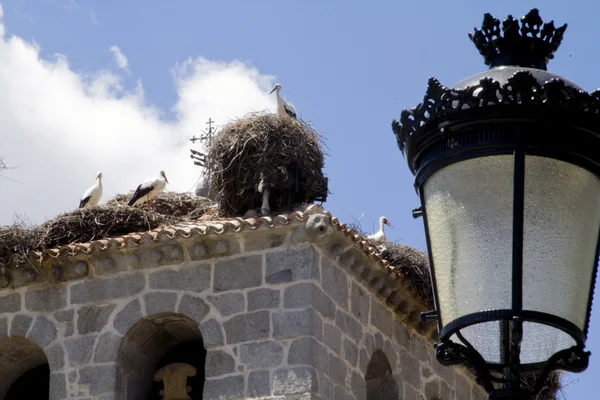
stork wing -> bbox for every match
[79,184,96,208]
[79,195,91,209]
[128,182,155,206]
[284,104,297,119]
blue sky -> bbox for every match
[0,0,598,397]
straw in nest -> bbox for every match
[204,112,328,216]
[348,219,433,307]
[522,372,563,400]
[373,240,433,307]
[0,192,217,265]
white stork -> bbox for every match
[79,172,103,209]
[128,170,169,210]
[269,83,297,119]
[367,216,393,243]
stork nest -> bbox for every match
[204,112,329,216]
[522,372,563,400]
[0,192,217,265]
[349,219,433,307]
[378,242,433,308]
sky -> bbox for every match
[0,0,598,397]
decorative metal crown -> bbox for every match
[392,71,600,156]
[469,9,567,70]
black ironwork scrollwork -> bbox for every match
[435,340,496,393]
[435,341,590,398]
[468,9,567,69]
[530,347,589,395]
[392,71,600,155]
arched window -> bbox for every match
[116,313,207,400]
[0,337,49,399]
[366,350,399,400]
[148,340,206,400]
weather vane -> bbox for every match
[190,118,218,167]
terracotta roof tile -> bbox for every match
[8,204,393,277]
[24,204,317,260]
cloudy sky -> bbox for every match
[0,0,599,396]
[0,5,278,223]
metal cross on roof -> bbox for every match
[190,118,218,168]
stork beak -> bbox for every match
[269,87,276,95]
[385,220,393,228]
[165,176,169,184]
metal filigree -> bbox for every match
[469,9,567,69]
[435,341,496,393]
[392,71,600,154]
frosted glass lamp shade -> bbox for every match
[423,154,600,367]
[424,156,515,327]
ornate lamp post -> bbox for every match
[392,9,600,399]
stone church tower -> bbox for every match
[0,204,486,399]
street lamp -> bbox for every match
[392,9,600,399]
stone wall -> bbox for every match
[0,221,487,400]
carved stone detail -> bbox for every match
[153,362,197,400]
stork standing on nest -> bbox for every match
[79,172,103,209]
[367,216,393,243]
[269,83,297,119]
[128,170,169,210]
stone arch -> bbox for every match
[116,312,207,400]
[0,337,50,399]
[366,349,399,400]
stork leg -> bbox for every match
[261,187,270,216]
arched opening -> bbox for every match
[148,340,206,400]
[116,313,207,400]
[0,337,50,399]
[6,364,50,399]
[366,350,399,400]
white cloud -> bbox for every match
[0,11,278,225]
[90,11,99,26]
[109,45,128,70]
[62,0,78,11]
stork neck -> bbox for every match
[275,93,285,112]
[379,219,385,233]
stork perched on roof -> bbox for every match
[269,83,297,119]
[367,216,393,243]
[79,172,103,209]
[128,170,169,210]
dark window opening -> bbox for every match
[5,363,50,400]
[366,350,399,400]
[147,340,206,400]
[117,313,206,400]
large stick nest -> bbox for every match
[349,220,433,307]
[378,242,433,308]
[0,192,217,265]
[522,372,563,400]
[204,112,329,216]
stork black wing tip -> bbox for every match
[79,196,90,209]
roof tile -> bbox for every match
[11,204,395,280]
